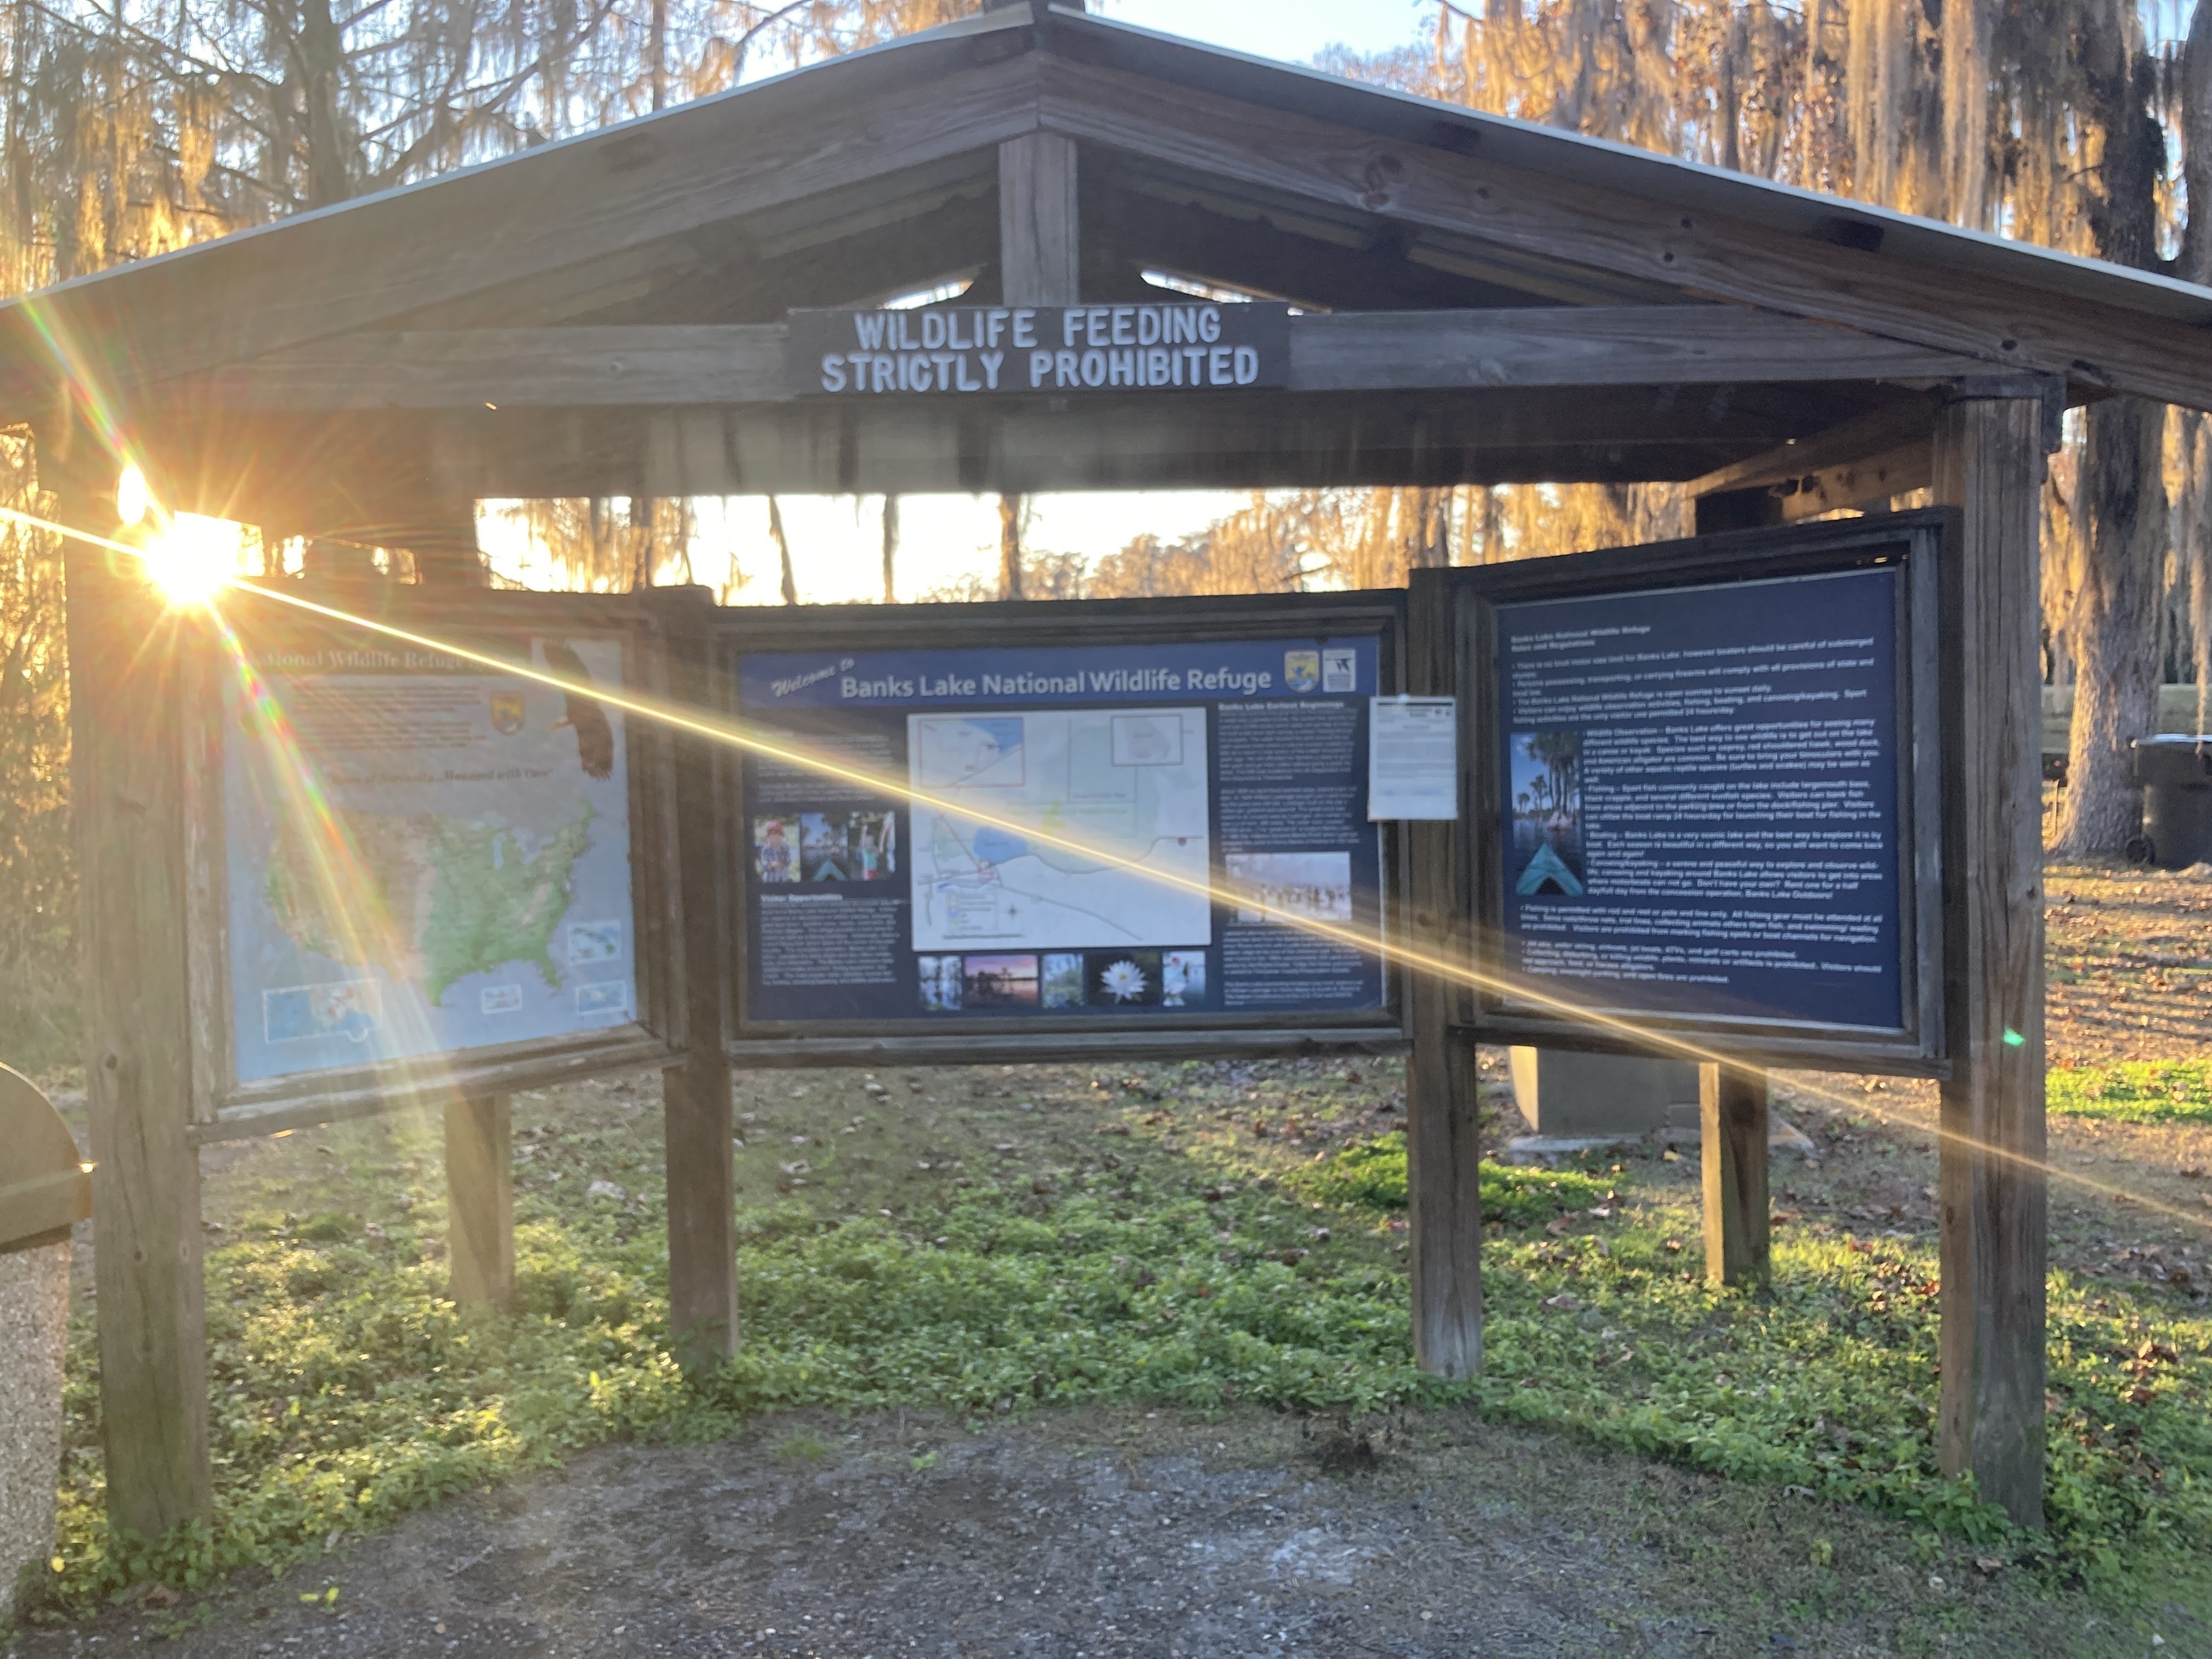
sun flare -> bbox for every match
[141,511,243,607]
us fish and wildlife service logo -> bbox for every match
[489,691,526,736]
[1284,650,1321,693]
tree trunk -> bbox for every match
[2056,397,2167,854]
[648,0,667,112]
[1942,0,1991,226]
[2057,14,2168,854]
[768,495,796,605]
[998,493,1024,600]
[297,0,351,207]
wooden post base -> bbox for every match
[664,1057,738,1368]
[1700,1064,1770,1288]
[54,454,213,1537]
[1408,1033,1482,1377]
[445,1094,514,1309]
[1932,394,2048,1528]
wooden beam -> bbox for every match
[1700,1064,1770,1288]
[1685,402,1937,498]
[1289,310,1979,393]
[49,440,211,1536]
[1695,442,1932,532]
[1690,402,1940,530]
[1087,180,1507,312]
[1931,394,2048,1530]
[0,45,1040,403]
[1033,56,2212,413]
[999,132,1081,305]
[173,310,1989,412]
[1404,566,1481,1379]
[659,592,739,1368]
[1770,443,1930,521]
[145,392,1876,526]
[444,1096,514,1309]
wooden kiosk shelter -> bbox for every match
[16,0,2212,1544]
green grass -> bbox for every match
[1284,1129,1611,1225]
[2048,1059,2212,1123]
[18,1071,2212,1637]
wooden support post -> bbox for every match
[661,595,738,1367]
[1931,395,2048,1528]
[998,132,1080,306]
[444,1095,514,1308]
[49,441,212,1535]
[1699,1063,1770,1288]
[1403,567,1481,1378]
[392,496,520,1306]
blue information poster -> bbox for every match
[1492,566,1905,1031]
[733,636,1385,1025]
[222,636,637,1083]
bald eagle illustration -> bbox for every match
[541,640,615,780]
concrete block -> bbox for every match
[1508,1047,1699,1137]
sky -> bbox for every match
[1094,0,1429,63]
[565,1,1440,606]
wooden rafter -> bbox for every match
[167,308,1988,413]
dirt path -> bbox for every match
[2045,861,2212,1063]
[7,1407,2136,1659]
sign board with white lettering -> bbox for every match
[1451,511,1951,1074]
[787,302,1291,398]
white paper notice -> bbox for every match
[1368,697,1459,820]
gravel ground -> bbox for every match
[12,1402,2144,1659]
[14,1410,1711,1659]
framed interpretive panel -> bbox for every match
[182,584,681,1135]
[716,592,1409,1065]
[1454,511,1952,1073]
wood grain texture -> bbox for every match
[1403,566,1481,1379]
[660,596,739,1366]
[721,1029,1408,1068]
[52,456,212,1535]
[179,640,228,1124]
[1931,395,2047,1530]
[187,326,786,410]
[1699,1064,1770,1288]
[1686,403,1940,497]
[444,1096,515,1310]
[169,309,1985,413]
[190,385,1874,521]
[1035,55,2212,411]
[196,1030,673,1142]
[1000,132,1081,305]
[0,48,1039,402]
[1288,309,1982,392]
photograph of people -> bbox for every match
[754,816,796,883]
[855,811,897,881]
[1224,851,1354,924]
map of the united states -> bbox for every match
[264,805,595,1002]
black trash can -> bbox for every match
[2129,736,2212,867]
